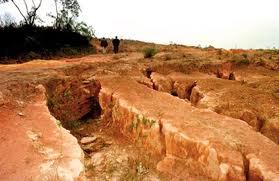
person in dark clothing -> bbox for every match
[100,37,108,53]
[112,36,120,54]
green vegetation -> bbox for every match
[230,54,250,65]
[143,47,157,58]
[242,53,248,59]
[233,58,250,65]
[0,0,95,63]
[130,115,156,130]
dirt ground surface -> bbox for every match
[0,42,279,180]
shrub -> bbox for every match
[230,54,250,65]
[0,25,95,63]
[143,47,157,58]
[242,53,248,59]
[232,59,250,65]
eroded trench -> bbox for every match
[44,76,209,180]
[45,77,168,180]
[43,65,278,180]
[138,68,276,180]
[141,66,279,145]
[142,67,226,108]
[46,77,102,129]
[143,62,238,104]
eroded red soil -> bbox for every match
[0,43,279,180]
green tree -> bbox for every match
[74,21,95,38]
[50,0,95,38]
[52,0,80,30]
[1,0,95,37]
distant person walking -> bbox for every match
[100,37,108,54]
[112,36,120,54]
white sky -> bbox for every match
[1,0,279,49]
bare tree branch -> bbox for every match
[54,0,58,18]
[53,0,59,28]
[30,0,42,25]
[23,0,29,15]
[10,0,28,23]
[0,0,9,3]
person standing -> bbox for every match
[100,37,108,54]
[112,36,120,54]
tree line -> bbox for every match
[0,0,94,38]
[0,0,96,63]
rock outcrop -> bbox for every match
[149,72,200,103]
[99,77,279,180]
[150,72,173,93]
[190,86,204,106]
[173,80,198,100]
[168,71,279,144]
[135,76,154,89]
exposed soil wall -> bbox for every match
[45,77,101,127]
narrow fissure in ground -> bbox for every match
[142,67,204,106]
[142,67,279,145]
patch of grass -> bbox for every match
[130,119,140,130]
[142,116,149,126]
[242,53,248,59]
[138,115,156,128]
[143,47,157,58]
[129,115,156,131]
